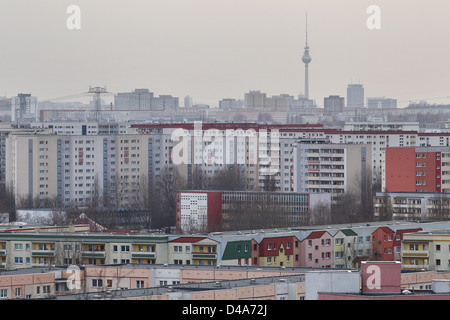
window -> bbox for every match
[92,279,103,288]
[136,280,144,289]
[15,288,21,297]
[121,245,130,252]
[436,244,441,251]
[0,289,7,298]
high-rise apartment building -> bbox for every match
[114,89,154,111]
[244,91,266,109]
[323,95,345,115]
[383,146,450,193]
[11,93,37,124]
[367,97,397,109]
[292,142,372,200]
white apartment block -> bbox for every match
[7,123,450,210]
[5,133,149,209]
[291,143,372,200]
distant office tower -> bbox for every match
[323,95,345,115]
[244,91,266,108]
[302,14,312,100]
[152,95,179,111]
[367,97,397,109]
[264,94,293,112]
[219,98,243,110]
[346,84,364,109]
[11,93,37,124]
[184,95,193,108]
[114,89,154,110]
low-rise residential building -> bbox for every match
[176,190,331,233]
[401,230,450,271]
[374,192,450,220]
[253,236,299,268]
[332,229,358,268]
[299,231,333,268]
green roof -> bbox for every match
[221,240,252,260]
[340,229,358,237]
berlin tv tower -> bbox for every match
[302,13,311,99]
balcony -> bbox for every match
[81,251,106,258]
[192,252,217,260]
[131,251,156,259]
[402,250,429,258]
[402,264,430,270]
[31,250,55,257]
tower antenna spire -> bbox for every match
[306,12,308,46]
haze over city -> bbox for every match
[1,0,450,107]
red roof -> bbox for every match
[373,226,395,235]
[170,237,206,243]
[305,230,328,239]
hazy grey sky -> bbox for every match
[1,0,450,108]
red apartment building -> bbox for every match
[372,227,395,261]
[384,147,444,193]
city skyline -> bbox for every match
[1,1,450,108]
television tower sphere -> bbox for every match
[302,47,311,64]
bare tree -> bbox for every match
[225,193,290,231]
[210,165,248,191]
[55,241,82,266]
[0,184,16,221]
[153,165,187,230]
[309,202,332,226]
[429,193,450,221]
[262,175,277,192]
[376,191,393,221]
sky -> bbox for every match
[1,0,450,108]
